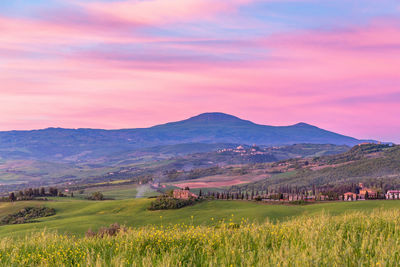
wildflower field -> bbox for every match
[2,209,400,266]
[3,198,400,238]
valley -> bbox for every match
[0,142,350,192]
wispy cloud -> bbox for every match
[0,0,399,142]
[80,0,254,25]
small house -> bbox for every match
[358,183,377,199]
[319,195,329,201]
[343,192,357,201]
[173,189,198,200]
[386,190,400,200]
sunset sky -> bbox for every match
[1,0,399,142]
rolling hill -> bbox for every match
[233,143,400,192]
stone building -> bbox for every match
[173,189,198,200]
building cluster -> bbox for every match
[386,190,400,199]
[343,183,378,201]
[273,183,400,202]
[217,145,268,156]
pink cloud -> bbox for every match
[0,16,145,48]
[81,0,253,25]
[1,13,400,142]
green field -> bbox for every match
[2,207,400,266]
[73,184,160,200]
[2,198,400,239]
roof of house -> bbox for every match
[387,190,400,194]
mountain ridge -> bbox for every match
[0,112,374,162]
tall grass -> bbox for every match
[1,209,400,266]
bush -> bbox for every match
[289,200,308,205]
[148,196,199,210]
[254,196,263,201]
[85,228,97,238]
[0,207,56,225]
[85,223,126,238]
[87,192,104,201]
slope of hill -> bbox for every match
[0,112,366,162]
[0,143,349,192]
[162,144,400,191]
[235,144,400,191]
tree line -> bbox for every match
[4,187,65,202]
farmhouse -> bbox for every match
[288,194,301,201]
[358,183,377,199]
[173,189,198,200]
[386,190,400,199]
[319,195,329,201]
[344,192,357,201]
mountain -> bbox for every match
[149,113,363,145]
[0,112,369,162]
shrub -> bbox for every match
[85,228,97,238]
[254,196,263,201]
[85,223,126,238]
[87,192,104,200]
[148,196,199,210]
[0,207,56,225]
[289,200,308,205]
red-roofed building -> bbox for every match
[343,192,357,201]
[386,190,400,200]
[173,189,198,200]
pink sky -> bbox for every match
[0,0,400,142]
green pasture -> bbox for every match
[1,199,400,238]
[73,184,160,200]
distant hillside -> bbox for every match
[0,143,349,192]
[234,144,400,191]
[0,112,368,162]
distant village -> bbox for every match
[217,145,271,156]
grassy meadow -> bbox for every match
[1,198,400,266]
[2,208,400,266]
[1,198,400,238]
[73,184,160,200]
